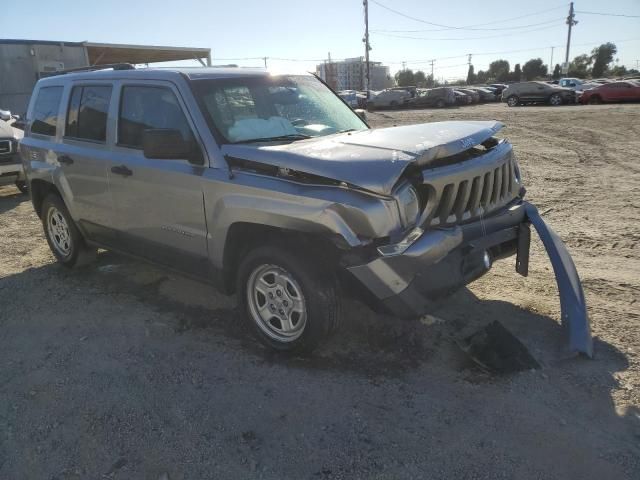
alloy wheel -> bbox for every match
[247,264,307,342]
[47,206,72,257]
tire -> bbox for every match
[549,93,563,106]
[588,95,602,105]
[237,245,340,353]
[41,193,95,267]
[15,180,28,194]
[389,100,398,108]
[506,95,519,107]
[436,99,446,108]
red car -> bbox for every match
[580,81,640,104]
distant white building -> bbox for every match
[316,57,392,91]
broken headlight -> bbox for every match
[396,184,420,228]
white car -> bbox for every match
[367,89,410,109]
[0,118,26,193]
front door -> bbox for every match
[108,82,210,277]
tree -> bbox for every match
[466,64,475,85]
[522,58,548,80]
[552,64,561,80]
[591,42,617,78]
[608,64,627,77]
[511,64,522,82]
[394,69,415,87]
[568,54,592,78]
[488,60,510,82]
[414,70,427,87]
[425,74,436,88]
[476,70,487,83]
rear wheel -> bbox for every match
[588,95,602,105]
[549,93,563,106]
[436,99,446,108]
[389,100,398,109]
[237,245,339,353]
[41,194,95,267]
[506,95,519,107]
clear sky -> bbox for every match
[4,0,640,80]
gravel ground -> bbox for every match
[1,103,639,479]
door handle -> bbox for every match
[111,165,133,177]
[58,155,74,165]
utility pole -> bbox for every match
[549,46,555,77]
[429,59,435,86]
[402,61,406,70]
[263,57,268,69]
[363,0,371,96]
[564,2,577,66]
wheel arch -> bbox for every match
[30,179,61,217]
[221,222,344,294]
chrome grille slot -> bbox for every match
[0,140,11,155]
[418,141,518,227]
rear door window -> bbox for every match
[31,86,63,136]
[65,85,112,142]
[118,86,192,149]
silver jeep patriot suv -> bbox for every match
[20,66,592,356]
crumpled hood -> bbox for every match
[222,120,503,195]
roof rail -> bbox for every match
[45,63,136,76]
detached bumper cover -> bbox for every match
[347,200,593,358]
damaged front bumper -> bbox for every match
[347,200,593,358]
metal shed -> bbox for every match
[0,39,211,114]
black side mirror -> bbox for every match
[142,129,203,165]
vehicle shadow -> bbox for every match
[0,185,26,214]
[23,248,628,379]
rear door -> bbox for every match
[108,81,210,277]
[56,82,116,241]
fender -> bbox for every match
[525,203,593,358]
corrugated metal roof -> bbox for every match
[0,39,210,65]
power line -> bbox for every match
[576,10,640,18]
[369,0,567,30]
[371,22,565,41]
[371,18,563,33]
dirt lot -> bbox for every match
[1,103,639,479]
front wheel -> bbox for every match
[549,93,563,106]
[237,245,340,353]
[41,194,95,267]
[506,95,519,107]
[436,99,446,108]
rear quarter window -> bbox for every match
[31,86,63,136]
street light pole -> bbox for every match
[363,0,371,97]
[564,2,577,65]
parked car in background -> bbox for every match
[453,90,472,105]
[367,89,411,110]
[559,78,585,91]
[488,83,508,95]
[456,88,480,103]
[469,87,498,102]
[501,81,576,107]
[0,118,27,193]
[338,90,359,108]
[408,87,455,108]
[579,81,640,104]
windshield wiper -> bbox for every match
[232,134,312,144]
